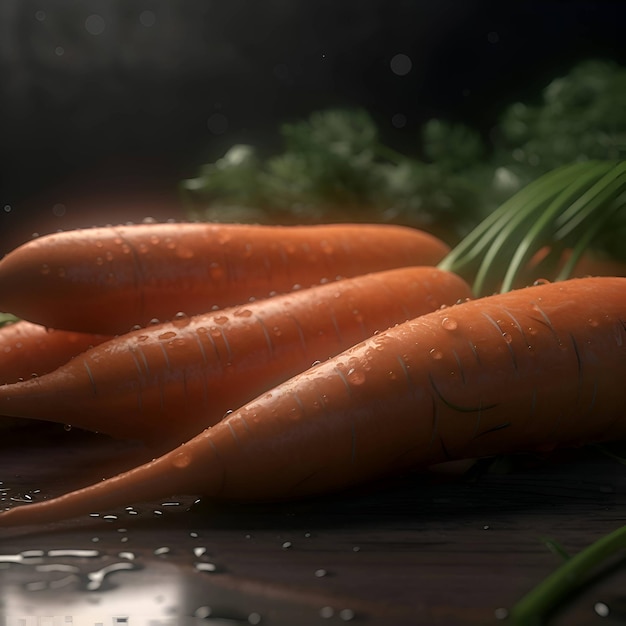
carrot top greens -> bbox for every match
[438,159,626,296]
[181,59,626,247]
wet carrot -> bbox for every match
[0,267,471,448]
[0,320,111,384]
[1,277,624,527]
[0,222,449,334]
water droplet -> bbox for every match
[532,278,550,286]
[429,348,443,360]
[319,240,334,254]
[213,315,229,325]
[209,255,226,275]
[281,541,292,550]
[85,14,105,35]
[158,331,176,340]
[40,264,50,275]
[320,606,335,619]
[139,10,156,27]
[346,368,365,386]
[172,452,191,469]
[494,607,509,620]
[154,546,170,556]
[194,607,212,619]
[588,318,599,327]
[194,561,218,573]
[234,308,253,318]
[594,602,610,617]
[63,424,72,432]
[248,613,262,625]
[390,53,412,75]
[149,318,161,325]
[441,317,457,331]
[314,568,328,577]
[193,547,207,557]
[502,332,513,344]
[339,608,356,621]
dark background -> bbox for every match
[1,0,625,252]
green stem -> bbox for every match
[556,170,626,281]
[507,525,626,626]
[500,162,616,292]
[438,162,591,288]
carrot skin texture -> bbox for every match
[0,267,472,447]
[0,223,450,334]
[1,277,625,528]
[0,320,111,384]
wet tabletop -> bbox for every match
[1,425,625,626]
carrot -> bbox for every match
[0,320,111,384]
[0,222,449,334]
[0,267,472,448]
[2,276,624,527]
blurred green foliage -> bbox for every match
[182,60,626,244]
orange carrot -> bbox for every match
[0,222,449,334]
[0,320,111,384]
[0,267,472,448]
[1,276,624,527]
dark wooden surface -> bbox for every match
[1,425,625,626]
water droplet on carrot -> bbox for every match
[588,318,599,327]
[234,309,253,318]
[320,240,334,254]
[172,453,191,469]
[346,368,365,386]
[502,332,513,344]
[209,262,224,281]
[441,317,457,331]
[532,278,550,286]
[213,315,229,325]
[429,348,443,360]
[158,331,176,340]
